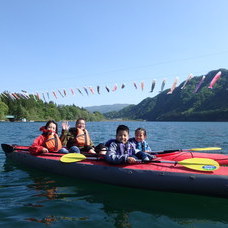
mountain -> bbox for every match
[104,69,228,121]
[84,104,131,113]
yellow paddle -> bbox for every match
[151,158,220,171]
[60,153,219,171]
[60,153,87,163]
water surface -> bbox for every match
[0,121,228,227]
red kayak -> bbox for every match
[2,144,228,198]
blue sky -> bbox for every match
[1,0,228,107]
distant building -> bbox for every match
[5,115,15,122]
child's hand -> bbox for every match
[62,121,69,130]
[127,157,137,164]
[42,148,49,153]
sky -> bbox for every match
[1,0,228,107]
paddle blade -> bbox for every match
[178,158,219,171]
[189,147,222,151]
[60,153,86,163]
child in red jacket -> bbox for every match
[29,120,69,155]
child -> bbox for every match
[129,128,151,152]
[60,118,96,154]
[105,125,155,164]
[29,120,67,155]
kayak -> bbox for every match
[2,144,228,198]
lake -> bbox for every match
[0,121,228,227]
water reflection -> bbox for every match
[5,162,227,227]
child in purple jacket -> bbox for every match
[105,125,155,164]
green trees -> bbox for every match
[0,101,8,120]
[0,95,104,122]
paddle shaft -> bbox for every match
[148,147,221,155]
[148,149,181,155]
[3,144,179,160]
[1,144,101,159]
[1,144,65,156]
[59,153,219,171]
[149,160,203,165]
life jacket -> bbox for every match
[75,128,90,147]
[44,133,62,152]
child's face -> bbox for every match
[76,120,86,129]
[47,122,56,133]
[116,130,129,144]
[135,130,146,142]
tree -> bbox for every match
[0,93,105,121]
[0,101,9,120]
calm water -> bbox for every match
[1,121,228,227]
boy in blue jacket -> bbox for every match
[105,125,155,164]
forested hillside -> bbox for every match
[0,95,104,122]
[105,69,228,121]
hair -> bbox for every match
[135,127,147,136]
[45,120,58,133]
[76,118,86,125]
[116,125,129,135]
